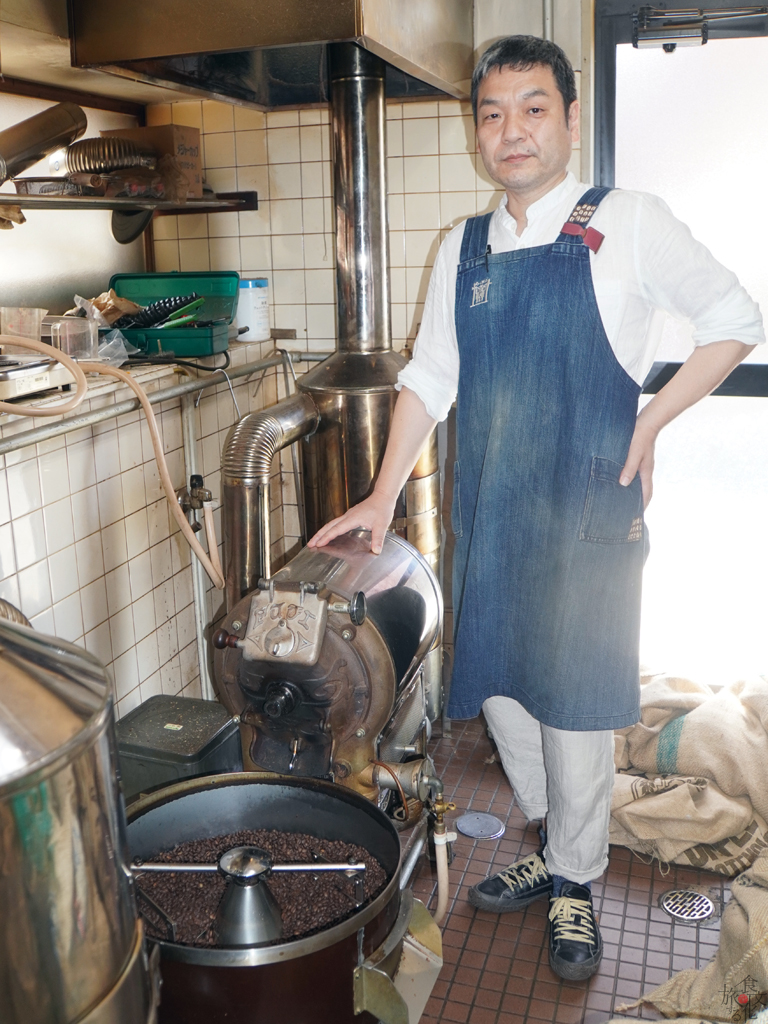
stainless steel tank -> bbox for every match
[214,530,442,800]
[0,620,155,1024]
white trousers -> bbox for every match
[483,696,615,883]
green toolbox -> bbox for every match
[108,271,240,357]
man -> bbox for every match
[310,36,763,980]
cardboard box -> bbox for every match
[100,124,202,198]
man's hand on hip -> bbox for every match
[620,421,657,509]
[620,338,755,511]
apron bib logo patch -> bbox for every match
[471,278,491,307]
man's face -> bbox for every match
[475,64,579,201]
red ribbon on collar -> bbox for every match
[560,222,605,253]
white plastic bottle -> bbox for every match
[236,279,270,341]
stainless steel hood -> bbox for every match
[68,0,473,108]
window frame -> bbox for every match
[594,0,768,394]
[595,0,768,187]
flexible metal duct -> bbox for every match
[222,392,319,609]
[0,599,31,628]
[64,136,156,174]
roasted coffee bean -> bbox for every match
[134,828,387,947]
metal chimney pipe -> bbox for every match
[0,102,87,183]
[329,43,390,353]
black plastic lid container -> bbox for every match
[116,695,242,802]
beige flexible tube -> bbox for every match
[0,334,88,415]
[0,335,225,590]
[79,361,225,590]
[432,832,451,926]
[203,501,224,584]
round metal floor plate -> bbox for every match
[455,812,505,840]
[658,889,716,922]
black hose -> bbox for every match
[126,350,231,373]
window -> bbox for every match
[596,6,768,684]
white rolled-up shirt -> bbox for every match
[397,172,765,422]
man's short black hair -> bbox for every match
[471,36,577,124]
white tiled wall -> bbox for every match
[0,343,293,720]
[147,86,583,353]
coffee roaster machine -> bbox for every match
[187,43,455,1021]
[214,43,446,818]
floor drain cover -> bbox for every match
[455,813,505,840]
[659,889,716,922]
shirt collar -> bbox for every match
[498,171,579,232]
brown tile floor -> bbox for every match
[411,717,728,1024]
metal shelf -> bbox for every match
[0,190,258,214]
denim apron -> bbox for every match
[447,187,645,730]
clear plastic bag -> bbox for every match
[96,329,139,367]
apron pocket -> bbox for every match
[451,460,463,537]
[580,456,644,543]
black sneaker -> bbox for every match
[548,882,603,981]
[468,850,553,913]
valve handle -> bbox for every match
[213,628,239,650]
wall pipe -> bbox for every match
[0,352,331,457]
[78,359,226,590]
[180,391,215,700]
[543,0,554,41]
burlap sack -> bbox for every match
[675,815,768,878]
[605,1019,718,1024]
[610,772,768,876]
[611,774,754,863]
[614,672,712,770]
[625,676,768,823]
[605,1018,718,1024]
[617,846,768,1022]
